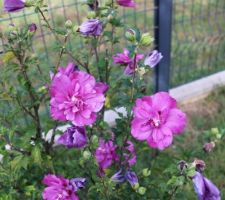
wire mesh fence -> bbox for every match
[171,0,225,87]
[0,0,155,67]
[0,0,225,89]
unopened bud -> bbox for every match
[72,26,79,34]
[203,142,215,153]
[193,159,205,172]
[37,86,47,93]
[91,135,98,146]
[133,183,139,190]
[138,67,146,77]
[9,30,17,40]
[83,150,91,160]
[107,14,114,22]
[28,23,37,33]
[142,168,151,177]
[138,187,146,195]
[65,20,73,29]
[87,11,96,19]
[177,160,188,171]
[140,33,154,46]
[125,29,136,42]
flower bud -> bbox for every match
[125,29,136,42]
[193,159,205,172]
[133,183,139,190]
[37,86,47,93]
[107,14,114,22]
[25,0,34,7]
[140,33,154,47]
[65,20,73,29]
[8,30,18,40]
[72,26,79,34]
[203,142,215,153]
[138,187,146,195]
[105,0,112,6]
[91,135,98,146]
[28,23,37,34]
[87,11,96,19]
[211,128,221,139]
[142,168,151,177]
[79,159,84,166]
[83,150,91,160]
[138,67,146,77]
[177,160,188,171]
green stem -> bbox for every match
[37,7,90,73]
[17,51,42,140]
[168,186,179,200]
[93,38,104,82]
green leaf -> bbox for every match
[10,155,29,171]
[31,146,42,165]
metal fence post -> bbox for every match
[154,0,173,92]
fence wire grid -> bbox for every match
[0,0,225,88]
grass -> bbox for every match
[174,87,225,198]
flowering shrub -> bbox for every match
[0,0,222,199]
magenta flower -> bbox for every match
[42,174,79,200]
[4,0,25,12]
[116,0,136,8]
[113,49,132,65]
[124,54,144,75]
[144,50,163,68]
[123,141,136,167]
[95,82,109,94]
[79,19,102,36]
[95,139,119,170]
[113,49,144,75]
[50,63,106,126]
[131,92,187,150]
[57,126,88,148]
[192,172,221,200]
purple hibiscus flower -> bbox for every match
[57,126,88,148]
[116,0,136,8]
[123,140,137,167]
[111,170,138,187]
[70,178,86,192]
[144,50,163,68]
[192,171,221,200]
[4,0,25,12]
[42,174,83,200]
[95,139,119,171]
[112,49,144,75]
[79,19,102,36]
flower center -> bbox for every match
[148,118,161,128]
[70,95,85,112]
[147,111,162,128]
